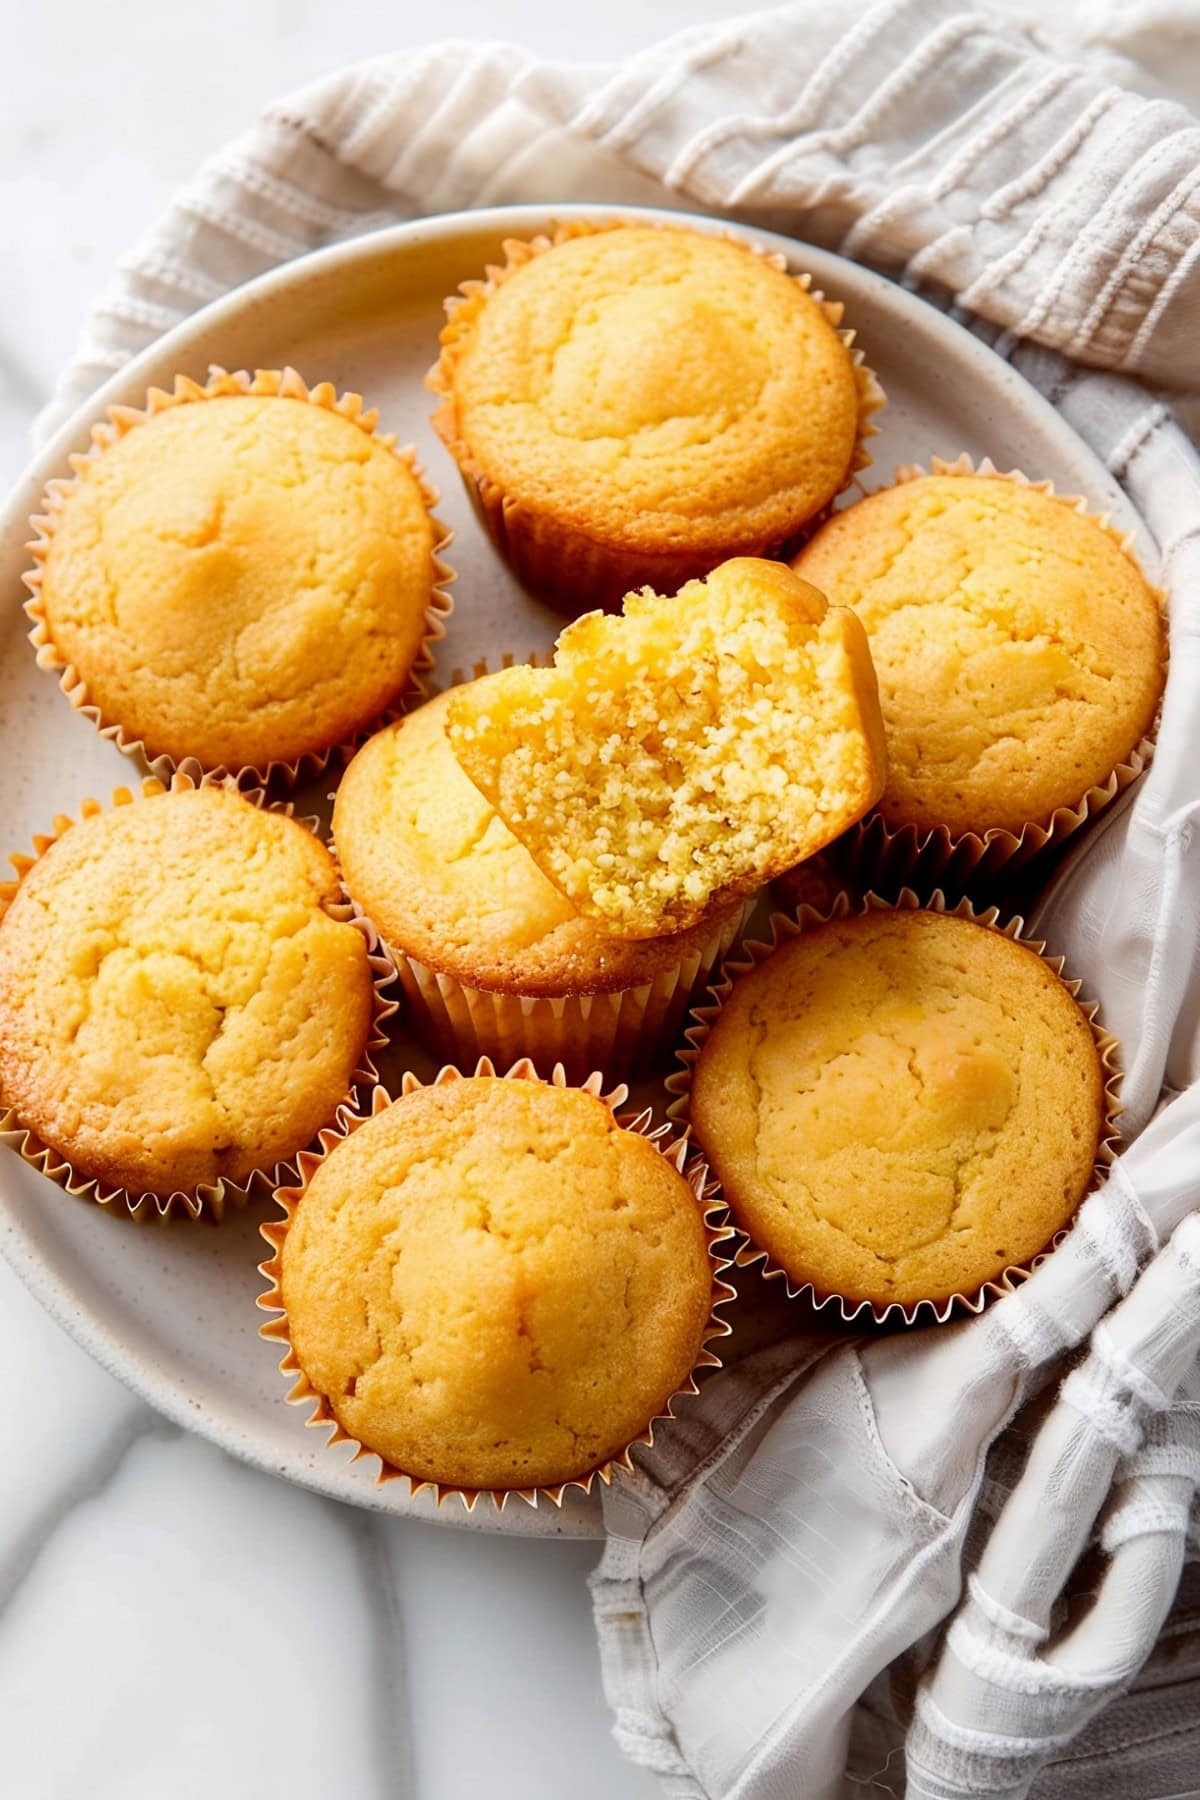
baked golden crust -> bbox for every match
[793,473,1164,836]
[429,222,877,608]
[690,910,1105,1307]
[37,389,439,771]
[279,1077,713,1491]
[0,787,374,1196]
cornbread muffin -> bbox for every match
[0,787,375,1197]
[334,688,743,1074]
[32,376,444,773]
[793,472,1164,837]
[689,910,1107,1309]
[447,559,887,939]
[429,221,877,611]
[278,1076,714,1491]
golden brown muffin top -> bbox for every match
[793,473,1164,836]
[0,787,374,1196]
[447,559,887,939]
[431,223,868,553]
[38,392,438,771]
[280,1077,713,1491]
[690,910,1107,1308]
[334,689,742,995]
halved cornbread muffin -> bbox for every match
[446,558,887,939]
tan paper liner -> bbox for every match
[23,367,455,789]
[665,887,1123,1329]
[334,653,752,1084]
[819,454,1164,896]
[427,219,885,615]
[0,771,398,1226]
[257,1057,738,1511]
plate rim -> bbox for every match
[0,200,1152,1537]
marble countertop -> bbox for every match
[0,5,758,1795]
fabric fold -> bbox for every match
[907,1221,1200,1799]
[38,0,1200,441]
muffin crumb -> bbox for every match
[446,557,887,938]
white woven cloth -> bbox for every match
[39,4,1200,1796]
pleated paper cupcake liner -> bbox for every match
[24,366,455,789]
[333,654,751,1083]
[427,219,884,615]
[392,925,746,1085]
[258,1057,738,1511]
[665,887,1122,1329]
[821,454,1164,898]
[0,771,398,1225]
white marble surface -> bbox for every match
[0,6,768,1796]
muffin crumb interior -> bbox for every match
[334,688,740,996]
[446,557,887,938]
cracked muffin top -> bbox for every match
[279,1075,713,1492]
[792,472,1164,837]
[0,786,374,1198]
[429,221,875,605]
[34,386,439,772]
[446,559,887,940]
[333,688,743,995]
[689,909,1107,1309]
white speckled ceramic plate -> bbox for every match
[0,204,1152,1537]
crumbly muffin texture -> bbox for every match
[0,787,374,1196]
[690,911,1105,1308]
[793,474,1164,835]
[446,558,887,939]
[431,224,866,557]
[280,1078,713,1491]
[334,689,741,996]
[39,393,437,770]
